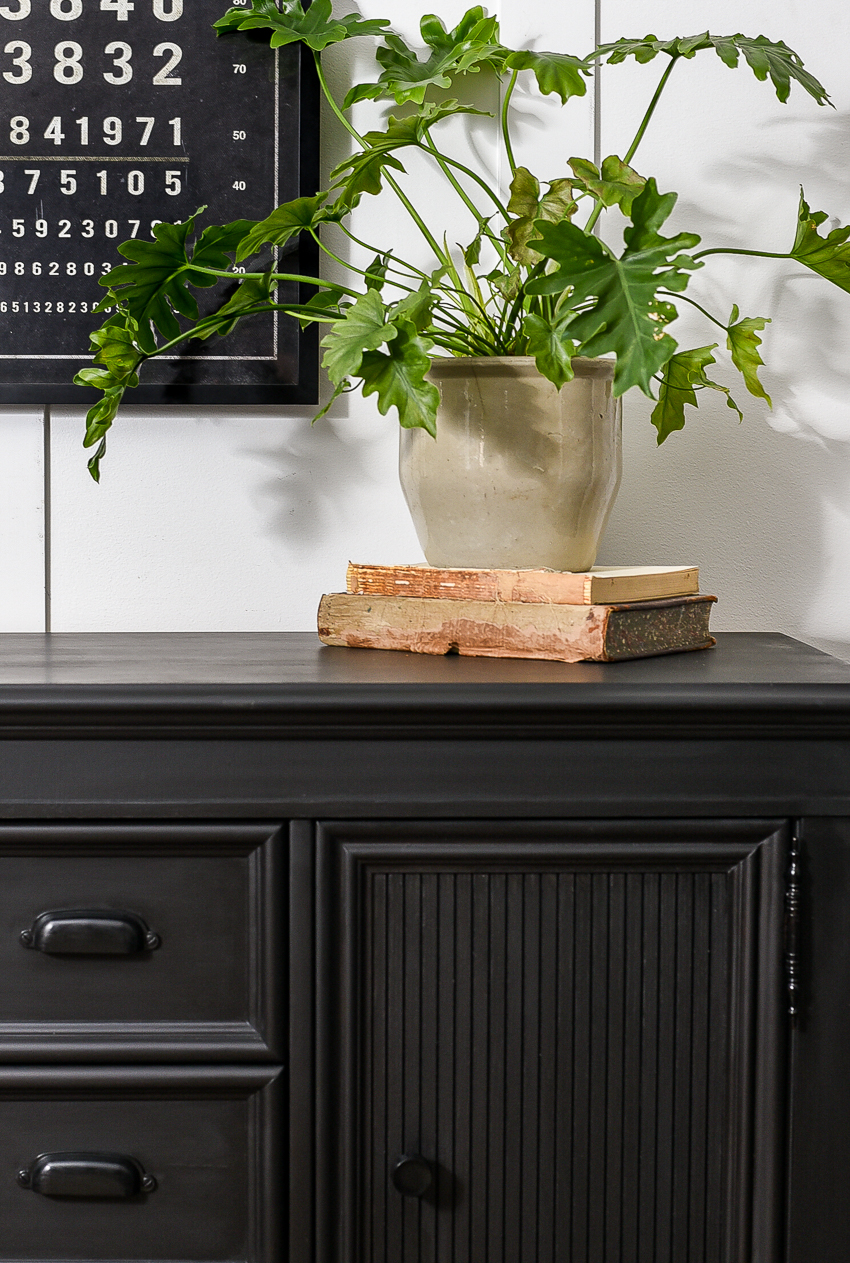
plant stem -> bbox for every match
[659,290,728,330]
[384,171,449,262]
[623,54,679,165]
[195,265,360,297]
[309,232,418,295]
[692,246,792,261]
[421,139,511,221]
[501,69,518,178]
[338,224,431,281]
[312,51,449,265]
[313,51,364,146]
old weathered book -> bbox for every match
[346,561,699,605]
[318,592,717,663]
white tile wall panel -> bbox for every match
[0,410,45,632]
[49,406,422,631]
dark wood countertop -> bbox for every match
[0,631,845,738]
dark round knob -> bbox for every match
[391,1155,432,1197]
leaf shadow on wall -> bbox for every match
[240,403,385,546]
[598,108,850,656]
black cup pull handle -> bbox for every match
[17,1153,156,1197]
[20,909,160,955]
[392,1155,433,1197]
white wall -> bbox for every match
[7,0,850,660]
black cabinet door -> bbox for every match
[291,819,789,1263]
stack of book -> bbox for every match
[317,563,716,663]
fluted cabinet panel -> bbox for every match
[305,821,788,1263]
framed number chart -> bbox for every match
[0,0,319,405]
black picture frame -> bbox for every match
[0,17,320,408]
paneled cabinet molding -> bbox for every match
[298,820,788,1263]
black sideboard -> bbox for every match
[0,630,847,1263]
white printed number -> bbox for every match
[153,0,182,20]
[54,41,83,83]
[50,0,83,19]
[3,39,31,83]
[0,0,31,20]
[4,44,184,85]
[9,114,28,144]
[100,0,134,19]
[152,41,181,84]
[103,40,132,84]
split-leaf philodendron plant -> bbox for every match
[77,2,850,479]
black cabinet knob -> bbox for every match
[17,1153,156,1197]
[391,1155,433,1197]
[20,909,160,955]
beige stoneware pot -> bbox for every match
[399,356,622,571]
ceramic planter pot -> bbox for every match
[399,356,622,571]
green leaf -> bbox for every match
[392,282,434,332]
[329,147,407,208]
[74,308,148,479]
[364,253,390,292]
[651,344,744,443]
[593,33,831,105]
[359,324,440,434]
[214,0,389,51]
[320,289,398,386]
[236,193,344,262]
[503,49,591,103]
[504,166,576,265]
[506,166,540,218]
[523,310,577,390]
[344,6,503,107]
[312,378,350,425]
[726,304,772,405]
[528,178,702,396]
[568,154,646,214]
[790,189,850,293]
[103,212,254,344]
[485,266,522,301]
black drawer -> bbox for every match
[0,1066,281,1263]
[0,824,284,1060]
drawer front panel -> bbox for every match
[0,1067,280,1263]
[0,824,284,1059]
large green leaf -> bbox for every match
[592,33,830,105]
[344,6,503,107]
[214,0,388,51]
[523,310,577,390]
[320,289,398,386]
[236,193,345,262]
[502,49,590,103]
[359,324,440,434]
[726,304,772,405]
[568,154,646,214]
[103,213,254,345]
[503,167,576,265]
[790,190,850,293]
[528,179,702,396]
[650,344,743,444]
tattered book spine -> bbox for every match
[317,593,717,664]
